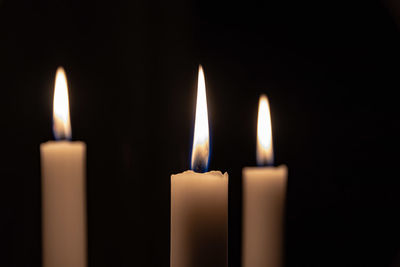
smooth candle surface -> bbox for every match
[242,165,287,267]
[41,141,87,267]
[171,170,228,267]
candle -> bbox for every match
[40,67,87,267]
[242,94,288,267]
[170,65,228,267]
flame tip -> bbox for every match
[56,66,66,75]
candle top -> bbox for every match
[172,170,228,178]
[243,164,287,173]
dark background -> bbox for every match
[1,0,399,266]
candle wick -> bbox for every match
[191,158,208,173]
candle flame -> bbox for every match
[191,65,210,172]
[53,67,71,140]
[257,94,274,166]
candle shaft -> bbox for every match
[242,165,287,267]
[41,141,87,267]
[171,170,228,267]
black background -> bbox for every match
[1,0,399,266]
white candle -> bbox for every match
[242,94,288,267]
[170,66,228,267]
[41,67,87,267]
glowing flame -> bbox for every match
[191,65,210,172]
[53,67,71,140]
[257,94,274,166]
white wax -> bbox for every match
[40,141,87,267]
[171,170,228,267]
[242,165,287,267]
